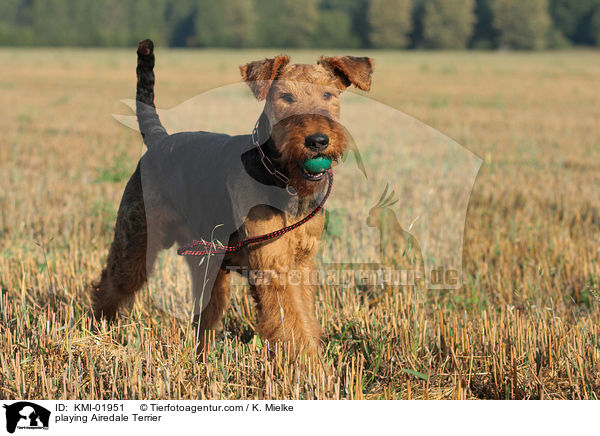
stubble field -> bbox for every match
[0,48,599,399]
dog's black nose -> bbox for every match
[304,133,329,151]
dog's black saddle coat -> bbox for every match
[139,112,322,251]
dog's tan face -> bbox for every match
[241,55,373,196]
[266,64,342,122]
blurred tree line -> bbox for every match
[0,0,599,49]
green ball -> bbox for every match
[302,156,332,174]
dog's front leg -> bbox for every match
[247,239,322,361]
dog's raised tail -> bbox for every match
[136,39,167,148]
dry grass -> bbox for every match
[1,48,599,399]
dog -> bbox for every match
[92,39,373,359]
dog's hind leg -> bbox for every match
[190,266,232,330]
[189,264,232,353]
[91,164,158,320]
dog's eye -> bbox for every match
[323,92,333,100]
[280,93,295,103]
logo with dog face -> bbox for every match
[2,402,50,434]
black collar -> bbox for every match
[241,113,291,189]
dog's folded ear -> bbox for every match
[318,56,374,91]
[240,55,291,100]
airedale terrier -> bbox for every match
[92,39,373,359]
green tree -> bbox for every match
[164,0,196,46]
[71,1,126,46]
[492,0,551,49]
[471,0,498,48]
[312,10,359,48]
[280,0,319,47]
[422,0,475,48]
[0,0,23,44]
[126,0,168,46]
[549,0,600,45]
[254,0,319,47]
[195,0,256,47]
[223,0,257,48]
[591,5,600,45]
[322,0,370,47]
[409,0,426,48]
[31,0,71,45]
[98,0,131,46]
[195,1,226,46]
[368,0,413,48]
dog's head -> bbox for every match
[240,55,373,196]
